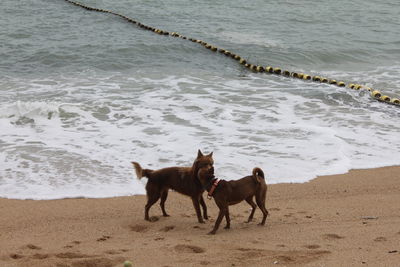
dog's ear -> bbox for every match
[208,152,213,158]
[197,149,204,158]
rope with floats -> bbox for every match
[63,0,400,107]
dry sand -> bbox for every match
[1,166,399,266]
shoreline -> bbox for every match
[2,164,399,201]
[1,166,399,266]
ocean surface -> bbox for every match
[1,0,399,199]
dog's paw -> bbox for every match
[149,216,160,222]
[207,231,216,235]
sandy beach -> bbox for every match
[0,166,399,266]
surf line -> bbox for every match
[63,0,400,107]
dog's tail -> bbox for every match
[252,167,265,183]
[131,161,154,179]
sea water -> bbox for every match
[1,0,399,199]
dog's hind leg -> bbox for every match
[255,192,269,225]
[199,195,208,220]
[144,184,161,221]
[245,197,257,223]
[160,188,170,217]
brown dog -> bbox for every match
[131,150,215,223]
[198,167,268,234]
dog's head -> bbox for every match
[192,149,214,183]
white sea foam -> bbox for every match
[0,68,399,199]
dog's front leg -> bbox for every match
[199,195,208,220]
[191,197,205,223]
[208,208,226,235]
[224,207,231,230]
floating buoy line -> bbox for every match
[64,0,400,107]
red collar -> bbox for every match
[207,179,220,199]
